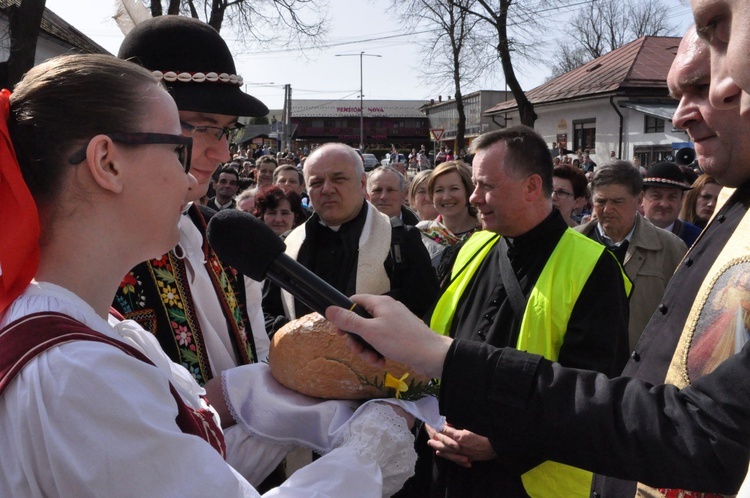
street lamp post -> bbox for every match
[336,51,381,150]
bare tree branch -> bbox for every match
[551,0,677,76]
[392,0,497,149]
[628,0,674,38]
[149,0,329,49]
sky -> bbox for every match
[44,0,696,112]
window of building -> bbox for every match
[634,145,672,166]
[573,119,596,152]
[644,115,665,133]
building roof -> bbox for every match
[292,99,428,118]
[485,36,681,115]
[0,0,110,55]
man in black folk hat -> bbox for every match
[641,161,703,247]
[111,15,285,487]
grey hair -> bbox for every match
[367,166,405,192]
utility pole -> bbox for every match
[284,84,292,152]
[336,51,381,150]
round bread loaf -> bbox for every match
[269,313,433,400]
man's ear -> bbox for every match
[84,135,124,194]
[525,174,544,200]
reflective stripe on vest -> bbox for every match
[430,228,631,498]
[430,231,500,336]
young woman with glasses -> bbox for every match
[0,54,419,497]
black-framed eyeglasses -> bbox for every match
[68,133,193,173]
[551,189,573,199]
[181,120,243,143]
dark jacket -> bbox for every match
[436,183,750,497]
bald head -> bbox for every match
[303,144,364,181]
[303,143,367,226]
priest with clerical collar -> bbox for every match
[262,143,437,331]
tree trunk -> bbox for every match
[167,0,180,15]
[495,2,536,127]
[150,0,162,16]
[0,0,46,89]
[455,89,466,153]
[208,0,225,31]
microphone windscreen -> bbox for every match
[206,209,286,281]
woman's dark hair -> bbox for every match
[9,54,160,201]
[553,165,588,199]
[253,185,308,226]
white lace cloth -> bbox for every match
[223,363,445,496]
[340,403,418,497]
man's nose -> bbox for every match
[710,54,743,110]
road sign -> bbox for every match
[430,128,445,142]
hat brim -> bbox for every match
[168,82,269,117]
[642,179,692,190]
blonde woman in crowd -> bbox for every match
[408,170,439,221]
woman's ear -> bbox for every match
[84,135,124,194]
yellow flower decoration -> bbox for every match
[384,372,409,399]
[159,283,181,307]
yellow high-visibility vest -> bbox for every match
[430,228,631,498]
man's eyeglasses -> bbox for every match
[551,189,574,199]
[68,133,193,173]
[181,120,243,143]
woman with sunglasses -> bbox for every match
[0,54,421,497]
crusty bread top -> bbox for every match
[269,313,432,400]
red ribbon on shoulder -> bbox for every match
[0,88,40,314]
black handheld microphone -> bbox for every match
[206,209,383,359]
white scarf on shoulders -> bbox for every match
[281,202,392,320]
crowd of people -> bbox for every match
[3,3,750,497]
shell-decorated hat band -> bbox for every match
[151,70,244,86]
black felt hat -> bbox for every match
[118,16,268,117]
[643,161,692,190]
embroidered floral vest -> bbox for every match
[112,204,256,386]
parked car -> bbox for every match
[381,153,406,166]
[362,153,379,171]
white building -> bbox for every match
[484,36,693,166]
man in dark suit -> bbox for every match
[208,166,239,210]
